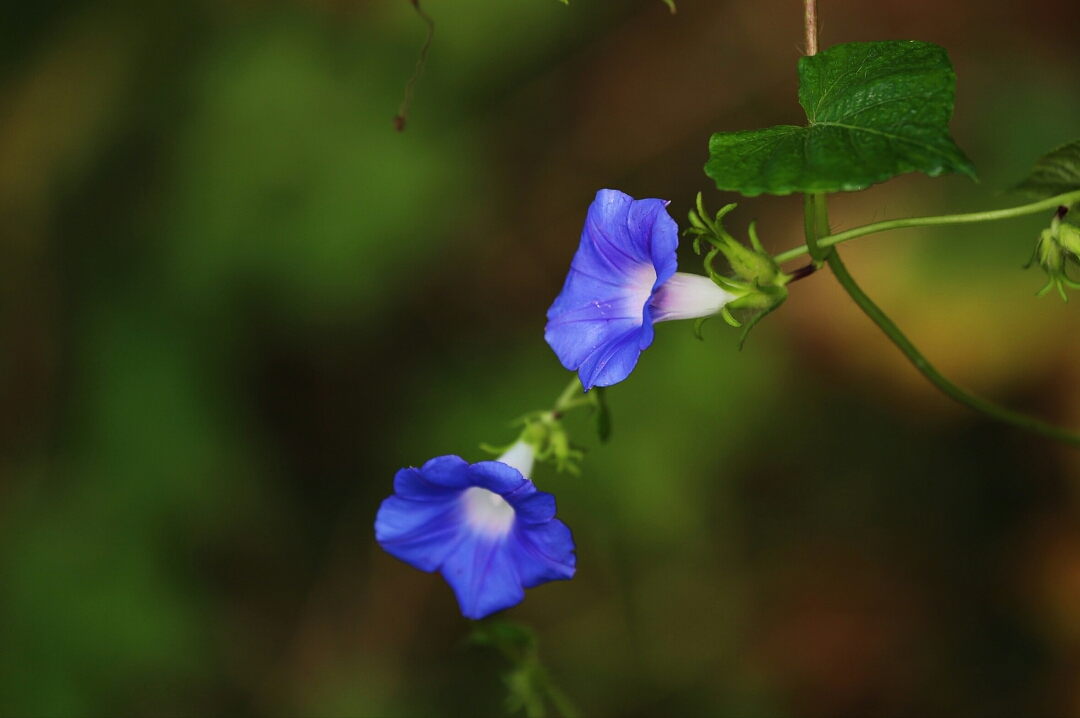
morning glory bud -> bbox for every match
[1027,206,1080,301]
[545,190,738,390]
[374,442,576,620]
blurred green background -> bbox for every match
[0,0,1078,715]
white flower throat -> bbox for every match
[650,272,737,323]
[461,441,536,536]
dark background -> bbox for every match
[0,0,1078,715]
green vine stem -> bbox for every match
[774,189,1080,265]
[803,193,826,262]
[552,375,589,416]
[808,195,1080,450]
[800,0,825,269]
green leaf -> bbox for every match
[1015,139,1080,200]
[705,41,976,196]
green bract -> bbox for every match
[1015,139,1080,202]
[705,41,976,196]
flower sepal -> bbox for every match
[484,409,585,476]
[719,280,789,349]
[686,193,788,289]
[685,193,792,347]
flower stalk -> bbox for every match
[774,189,1080,265]
[808,193,1080,450]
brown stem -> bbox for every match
[393,0,434,132]
[804,0,818,56]
[786,262,818,283]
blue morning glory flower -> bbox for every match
[545,189,737,390]
[374,442,576,620]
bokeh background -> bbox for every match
[1,0,1079,715]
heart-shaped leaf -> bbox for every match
[706,41,976,196]
[1015,139,1080,200]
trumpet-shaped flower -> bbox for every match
[374,442,576,620]
[545,189,737,390]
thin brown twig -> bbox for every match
[804,0,818,56]
[786,262,818,283]
[394,0,434,132]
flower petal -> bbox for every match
[376,455,576,620]
[392,455,472,502]
[579,190,650,272]
[511,519,576,588]
[575,324,650,390]
[506,486,555,524]
[636,200,679,291]
[545,190,680,390]
[440,531,525,620]
[545,314,646,380]
[374,495,466,572]
[468,460,530,494]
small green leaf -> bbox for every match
[1015,139,1080,200]
[705,41,976,196]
